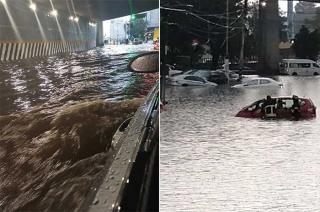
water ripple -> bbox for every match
[161,76,320,212]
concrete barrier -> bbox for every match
[0,40,96,61]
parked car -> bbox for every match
[236,96,316,119]
[169,74,217,86]
[207,70,228,84]
[223,64,257,75]
[172,69,239,84]
[232,77,283,88]
[213,69,240,82]
[280,59,320,76]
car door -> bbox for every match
[289,63,298,75]
[312,63,320,75]
[259,79,272,87]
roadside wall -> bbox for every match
[0,0,97,62]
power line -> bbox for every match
[161,6,243,29]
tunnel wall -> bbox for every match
[0,0,97,62]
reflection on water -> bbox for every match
[160,76,320,211]
[0,44,156,115]
[0,44,157,211]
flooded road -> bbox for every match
[160,76,320,211]
[0,44,156,115]
[0,44,157,211]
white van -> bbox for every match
[279,59,320,76]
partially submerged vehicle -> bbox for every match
[168,74,217,86]
[232,77,283,88]
[236,96,316,119]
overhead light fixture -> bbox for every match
[261,1,267,7]
[29,3,36,11]
[89,22,96,27]
[0,0,6,4]
[50,9,58,17]
[69,16,74,21]
[74,17,79,22]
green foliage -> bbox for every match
[129,18,148,40]
[161,0,244,67]
[293,25,320,60]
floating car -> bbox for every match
[169,74,217,86]
[232,77,283,88]
[236,96,316,119]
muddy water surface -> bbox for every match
[160,76,320,212]
[0,44,157,211]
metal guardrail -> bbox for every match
[88,83,159,212]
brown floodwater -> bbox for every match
[0,44,157,211]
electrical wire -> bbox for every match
[161,6,243,29]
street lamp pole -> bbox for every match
[225,0,230,84]
[240,0,248,74]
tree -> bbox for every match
[161,0,245,68]
[129,18,148,40]
[293,25,320,60]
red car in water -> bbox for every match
[236,96,316,119]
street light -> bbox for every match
[74,17,79,22]
[29,2,36,11]
[130,14,136,21]
[50,9,58,17]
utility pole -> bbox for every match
[240,0,248,74]
[225,0,230,83]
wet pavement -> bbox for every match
[160,76,320,211]
[0,44,157,211]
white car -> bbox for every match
[232,77,283,88]
[169,74,217,86]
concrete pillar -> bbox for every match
[259,0,280,74]
[96,21,104,47]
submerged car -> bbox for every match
[169,74,217,86]
[232,77,283,88]
[172,69,239,84]
[236,96,316,119]
[211,69,240,83]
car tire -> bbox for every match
[292,72,297,76]
[314,72,319,76]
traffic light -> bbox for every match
[131,14,136,21]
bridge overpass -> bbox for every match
[0,0,158,62]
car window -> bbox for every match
[260,79,271,84]
[289,63,298,68]
[184,76,205,83]
[188,70,199,75]
[298,63,311,68]
[313,63,320,68]
[247,100,263,111]
[246,79,258,86]
[282,99,294,108]
[194,71,210,77]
